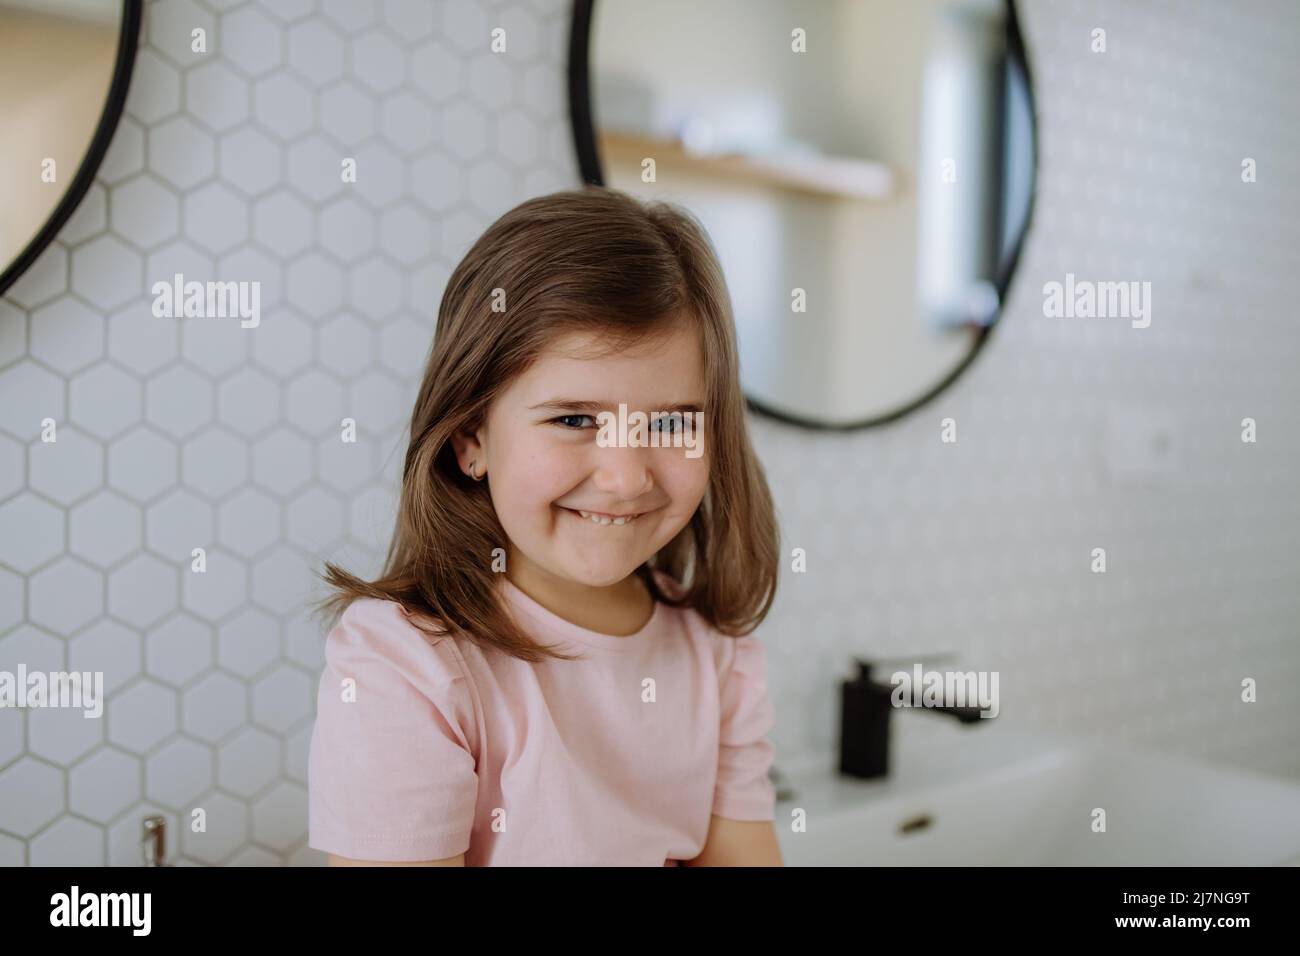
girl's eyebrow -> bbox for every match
[530,399,704,414]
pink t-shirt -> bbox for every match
[307,569,777,866]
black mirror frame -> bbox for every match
[568,0,1039,432]
[0,0,143,300]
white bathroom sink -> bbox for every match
[775,731,1300,866]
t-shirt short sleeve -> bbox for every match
[308,599,479,862]
[712,635,777,822]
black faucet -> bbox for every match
[839,658,986,779]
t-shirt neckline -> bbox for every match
[499,574,665,651]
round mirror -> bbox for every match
[571,0,1036,429]
[0,0,141,297]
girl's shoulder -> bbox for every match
[328,596,469,689]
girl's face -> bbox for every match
[455,323,709,595]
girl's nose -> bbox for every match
[590,446,654,500]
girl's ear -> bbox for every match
[449,426,486,478]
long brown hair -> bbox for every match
[318,185,779,662]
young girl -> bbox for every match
[307,186,782,866]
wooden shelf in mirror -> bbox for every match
[596,130,895,201]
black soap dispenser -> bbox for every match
[838,659,893,778]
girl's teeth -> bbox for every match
[576,509,636,525]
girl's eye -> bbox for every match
[553,414,596,429]
[651,414,693,434]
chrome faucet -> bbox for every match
[142,815,170,866]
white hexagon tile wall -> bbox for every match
[1,0,1299,866]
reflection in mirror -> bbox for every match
[585,0,1034,428]
[0,0,122,274]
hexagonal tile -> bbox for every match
[28,426,104,505]
[146,613,213,687]
[107,426,178,503]
[180,311,250,378]
[108,554,179,629]
[320,81,377,146]
[383,0,435,41]
[107,298,180,376]
[148,0,214,67]
[145,489,213,562]
[60,182,108,244]
[287,20,344,85]
[285,486,345,552]
[70,234,143,310]
[99,116,146,185]
[216,368,280,438]
[181,671,246,743]
[30,296,105,374]
[410,151,461,211]
[252,72,313,142]
[250,545,317,616]
[183,183,249,255]
[253,665,314,733]
[216,607,278,678]
[68,619,142,696]
[250,308,312,377]
[184,60,249,132]
[29,558,102,636]
[219,247,282,309]
[148,115,216,190]
[286,135,344,204]
[251,781,307,852]
[145,366,214,439]
[217,489,280,558]
[317,314,373,378]
[218,127,281,197]
[285,252,344,315]
[0,566,22,633]
[180,428,248,499]
[378,314,431,376]
[316,433,374,494]
[0,434,23,502]
[318,198,377,262]
[181,790,247,864]
[0,758,64,837]
[0,624,64,673]
[442,101,488,160]
[441,0,488,54]
[70,490,143,568]
[145,737,212,809]
[347,258,402,320]
[4,243,67,310]
[379,206,433,265]
[352,30,404,93]
[466,51,515,111]
[126,49,181,125]
[69,363,143,440]
[110,174,182,249]
[181,548,247,621]
[220,6,283,77]
[250,428,312,497]
[218,727,280,798]
[251,191,312,258]
[28,695,105,765]
[0,300,25,367]
[29,817,105,866]
[107,679,178,753]
[496,109,540,168]
[69,748,142,824]
[380,91,436,154]
[0,360,64,441]
[350,142,404,206]
[285,370,343,436]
